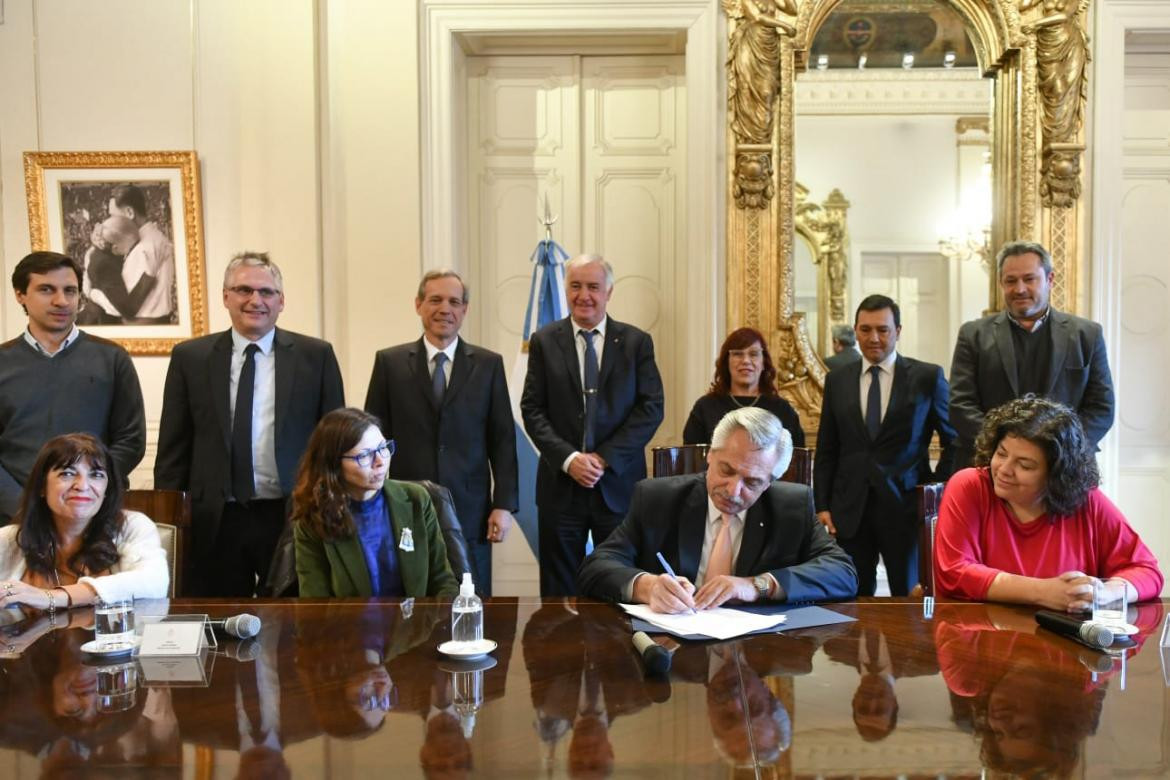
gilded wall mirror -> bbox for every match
[793,182,851,358]
[722,0,1093,431]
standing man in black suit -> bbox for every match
[155,252,345,597]
[949,240,1115,467]
[364,269,518,595]
[521,255,665,597]
[814,294,956,597]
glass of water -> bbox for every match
[94,598,136,651]
[96,661,138,713]
[1092,580,1128,631]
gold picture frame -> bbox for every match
[23,150,208,355]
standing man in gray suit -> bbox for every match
[156,252,345,596]
[364,269,518,596]
[949,240,1115,467]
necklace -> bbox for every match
[729,394,761,408]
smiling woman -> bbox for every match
[0,433,169,613]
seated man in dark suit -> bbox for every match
[578,407,857,613]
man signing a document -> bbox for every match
[578,408,857,613]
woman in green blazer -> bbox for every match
[291,408,458,598]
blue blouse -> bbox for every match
[350,491,404,597]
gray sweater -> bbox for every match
[0,332,146,519]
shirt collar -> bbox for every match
[23,324,80,357]
[706,497,745,527]
[862,349,898,374]
[1007,307,1050,333]
[423,335,459,364]
[571,315,608,339]
[231,327,276,355]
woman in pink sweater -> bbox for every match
[934,396,1162,610]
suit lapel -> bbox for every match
[840,362,869,442]
[273,329,294,444]
[879,356,911,439]
[411,338,440,412]
[330,536,372,597]
[1044,311,1070,395]
[992,313,1020,396]
[211,330,234,450]
[677,478,709,580]
[735,500,768,576]
[386,485,424,596]
[597,319,622,390]
[555,320,584,397]
[444,340,473,406]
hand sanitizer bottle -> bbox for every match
[451,572,483,645]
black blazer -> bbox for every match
[364,337,518,542]
[577,474,857,603]
[949,309,1115,466]
[814,355,956,538]
[154,327,345,561]
[520,317,664,515]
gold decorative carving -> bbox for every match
[733,146,776,210]
[795,183,852,334]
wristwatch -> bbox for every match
[752,575,771,600]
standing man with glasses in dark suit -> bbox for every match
[155,252,345,596]
[814,294,956,597]
[521,255,664,596]
[364,269,518,595]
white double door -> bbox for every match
[466,54,688,444]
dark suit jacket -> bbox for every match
[520,317,664,514]
[154,327,345,562]
[364,337,517,542]
[823,348,861,373]
[949,309,1115,465]
[814,355,956,538]
[577,474,857,602]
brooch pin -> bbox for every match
[399,527,415,552]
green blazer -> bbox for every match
[294,480,459,598]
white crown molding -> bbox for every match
[794,69,991,115]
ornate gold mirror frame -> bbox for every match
[794,182,851,356]
[723,0,1091,427]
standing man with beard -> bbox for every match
[949,241,1115,468]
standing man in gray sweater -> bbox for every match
[0,251,146,522]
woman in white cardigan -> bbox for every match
[0,433,168,613]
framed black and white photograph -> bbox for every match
[23,150,208,355]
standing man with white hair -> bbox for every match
[521,254,665,596]
[577,407,857,612]
[156,252,345,596]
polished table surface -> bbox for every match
[0,597,1166,778]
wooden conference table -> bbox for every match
[0,597,1166,778]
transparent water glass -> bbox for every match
[96,662,138,713]
[94,598,136,651]
[1092,580,1128,631]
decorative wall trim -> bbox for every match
[794,69,992,115]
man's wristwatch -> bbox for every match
[752,575,771,600]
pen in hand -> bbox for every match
[656,552,696,614]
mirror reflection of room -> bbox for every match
[794,0,993,372]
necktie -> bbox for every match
[581,330,599,451]
[865,364,882,439]
[231,343,260,504]
[432,352,448,404]
[706,514,733,582]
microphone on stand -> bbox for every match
[1035,610,1113,650]
[209,613,262,640]
[632,631,672,676]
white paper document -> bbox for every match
[620,603,786,640]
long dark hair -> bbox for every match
[291,408,382,541]
[15,434,124,580]
[973,396,1099,517]
[707,327,778,397]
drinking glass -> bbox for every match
[1092,580,1128,631]
[94,598,136,651]
[96,662,138,713]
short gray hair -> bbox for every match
[416,269,469,303]
[224,251,284,291]
[996,240,1052,276]
[710,407,794,478]
[565,254,614,290]
[831,324,855,347]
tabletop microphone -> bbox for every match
[1035,610,1113,650]
[632,631,671,676]
[210,613,262,640]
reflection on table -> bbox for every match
[0,598,1165,777]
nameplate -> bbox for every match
[140,622,205,656]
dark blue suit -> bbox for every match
[814,355,955,596]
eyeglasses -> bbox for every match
[728,349,764,361]
[227,285,281,300]
[341,440,395,468]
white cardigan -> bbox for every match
[0,510,170,602]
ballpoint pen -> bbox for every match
[655,552,696,614]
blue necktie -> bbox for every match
[432,352,448,405]
[865,364,882,439]
[581,330,599,451]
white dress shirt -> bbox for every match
[423,335,459,383]
[858,350,898,424]
[121,221,175,318]
[229,328,281,500]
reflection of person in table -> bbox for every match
[107,184,175,324]
[80,216,139,324]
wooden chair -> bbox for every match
[651,444,709,477]
[915,482,946,598]
[780,447,813,486]
[123,489,192,599]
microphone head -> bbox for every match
[1082,621,1114,649]
[643,645,672,676]
[225,613,262,639]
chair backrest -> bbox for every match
[780,447,813,486]
[651,445,709,478]
[413,480,474,585]
[916,482,945,597]
[123,489,192,599]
